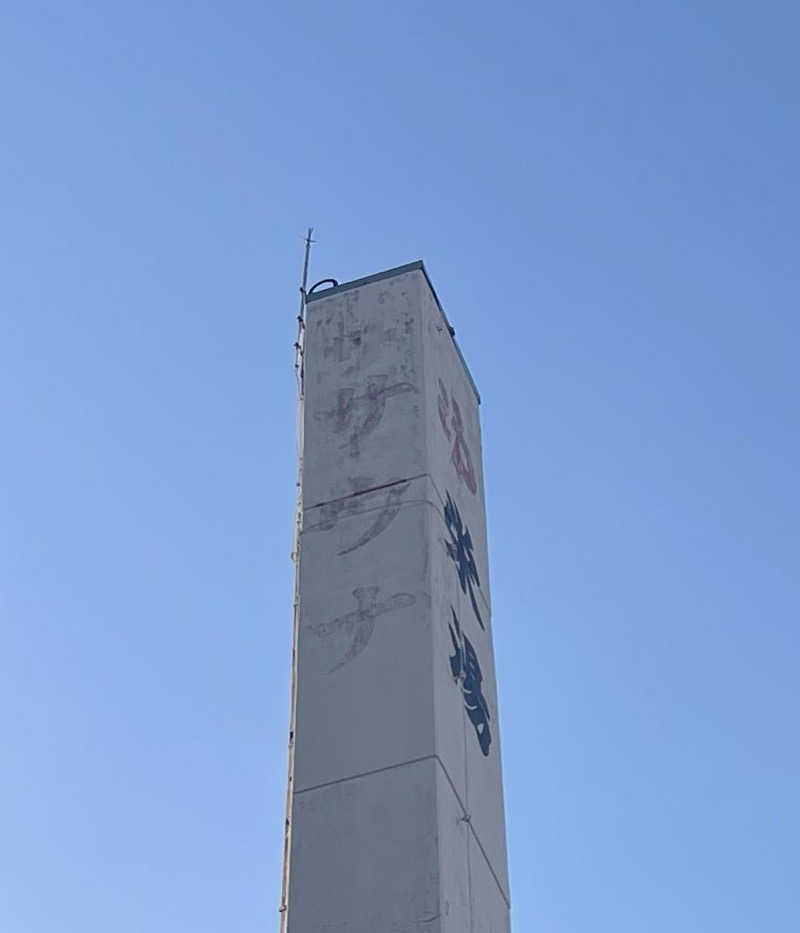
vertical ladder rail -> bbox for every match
[279,228,313,931]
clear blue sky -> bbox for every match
[2,2,798,930]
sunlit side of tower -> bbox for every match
[282,262,510,932]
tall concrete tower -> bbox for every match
[281,261,509,932]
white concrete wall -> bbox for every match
[287,264,509,932]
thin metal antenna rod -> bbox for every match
[301,227,313,296]
[281,228,314,930]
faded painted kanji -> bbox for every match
[437,380,477,494]
[305,479,412,556]
[317,375,417,457]
[308,586,416,673]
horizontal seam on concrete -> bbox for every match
[294,754,437,796]
[302,471,492,621]
[293,753,510,909]
[305,473,427,511]
[303,499,443,542]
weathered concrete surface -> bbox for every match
[288,760,440,932]
[286,263,509,932]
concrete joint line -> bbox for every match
[304,473,428,512]
[293,754,438,797]
[292,754,510,909]
[432,755,511,909]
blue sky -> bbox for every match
[1,2,798,930]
